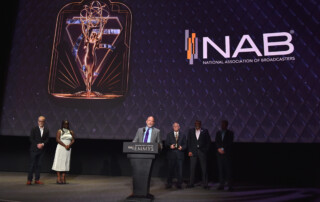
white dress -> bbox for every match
[52,129,73,171]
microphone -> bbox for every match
[143,128,146,133]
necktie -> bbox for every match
[175,132,178,141]
[143,128,150,143]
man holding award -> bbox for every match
[165,122,187,189]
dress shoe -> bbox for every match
[34,180,44,185]
[26,181,32,185]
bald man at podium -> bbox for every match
[133,116,163,150]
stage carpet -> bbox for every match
[0,172,319,202]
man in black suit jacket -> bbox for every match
[187,120,211,189]
[165,122,187,189]
[27,116,50,185]
[215,120,234,191]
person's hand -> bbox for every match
[188,152,193,157]
[37,143,44,149]
[65,145,70,150]
[218,148,225,154]
[178,146,182,151]
[170,144,175,149]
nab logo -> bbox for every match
[185,30,199,65]
[185,29,294,65]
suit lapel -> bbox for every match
[222,130,228,143]
[36,127,41,139]
[178,132,184,144]
[40,127,48,140]
[44,127,49,138]
[140,127,145,142]
[198,129,203,140]
[151,128,156,142]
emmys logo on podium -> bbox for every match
[128,145,154,152]
[49,0,132,99]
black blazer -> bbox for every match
[187,128,211,156]
[29,126,50,152]
[165,131,187,160]
[215,130,234,154]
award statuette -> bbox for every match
[49,0,132,99]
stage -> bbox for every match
[0,172,319,202]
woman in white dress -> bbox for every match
[52,120,75,184]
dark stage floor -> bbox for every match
[0,172,319,202]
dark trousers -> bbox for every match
[167,158,183,185]
[217,154,233,186]
[189,150,208,186]
[27,151,44,181]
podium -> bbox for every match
[123,142,159,201]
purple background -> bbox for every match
[1,0,319,142]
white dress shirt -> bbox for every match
[174,132,179,139]
[196,129,200,140]
[39,126,44,137]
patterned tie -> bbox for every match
[143,128,150,143]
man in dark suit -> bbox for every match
[27,116,50,185]
[165,122,187,189]
[187,120,211,189]
[215,120,234,191]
